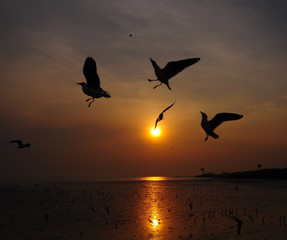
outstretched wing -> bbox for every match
[161,101,175,114]
[10,140,22,144]
[154,102,175,129]
[161,58,200,80]
[209,113,243,131]
[83,57,101,89]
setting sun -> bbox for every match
[151,127,160,137]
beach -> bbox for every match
[1,178,287,240]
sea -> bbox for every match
[1,177,287,239]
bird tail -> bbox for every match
[101,90,111,98]
[166,82,172,90]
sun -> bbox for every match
[151,127,160,137]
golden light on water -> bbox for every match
[141,176,167,181]
[143,181,165,232]
[151,127,160,137]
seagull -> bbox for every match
[148,57,200,90]
[77,57,111,107]
[200,112,243,141]
[154,102,175,130]
[10,140,30,148]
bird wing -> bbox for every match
[161,58,200,80]
[161,101,175,114]
[154,102,175,129]
[149,58,161,77]
[154,118,159,130]
[83,57,101,89]
[154,114,162,130]
[10,140,23,145]
[208,113,243,131]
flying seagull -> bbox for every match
[154,102,175,130]
[10,140,30,148]
[148,57,200,90]
[200,112,243,141]
[77,57,110,107]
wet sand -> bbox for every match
[1,179,287,239]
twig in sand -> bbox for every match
[262,215,265,225]
[105,205,111,215]
[230,216,243,235]
[44,212,48,223]
[247,215,253,224]
[90,206,96,213]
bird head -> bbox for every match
[200,111,207,118]
[77,82,86,86]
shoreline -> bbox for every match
[194,168,287,180]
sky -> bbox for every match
[0,0,287,182]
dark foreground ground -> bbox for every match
[1,178,287,239]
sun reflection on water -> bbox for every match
[140,176,167,181]
[152,218,159,227]
[142,180,165,232]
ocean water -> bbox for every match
[1,178,287,239]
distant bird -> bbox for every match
[77,57,110,107]
[200,168,205,173]
[200,112,243,141]
[129,33,133,37]
[257,164,262,169]
[154,102,175,130]
[10,140,30,148]
[148,57,200,90]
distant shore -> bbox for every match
[194,168,287,180]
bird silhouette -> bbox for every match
[154,102,175,130]
[148,57,200,90]
[200,168,205,173]
[200,112,243,141]
[77,57,110,107]
[257,164,262,169]
[10,140,30,148]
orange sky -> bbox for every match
[0,0,287,181]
